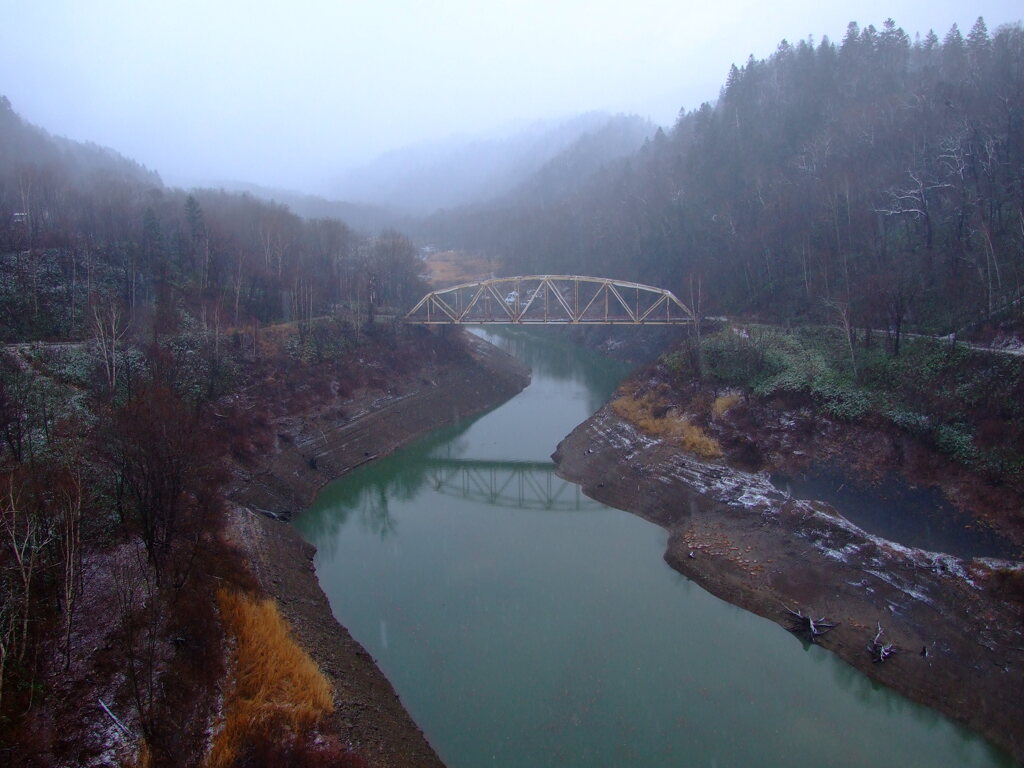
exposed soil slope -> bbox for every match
[229,332,529,518]
[227,330,529,766]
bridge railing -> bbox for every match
[405,275,693,325]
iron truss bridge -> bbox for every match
[424,458,602,512]
[405,275,693,325]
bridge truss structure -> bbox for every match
[405,275,693,325]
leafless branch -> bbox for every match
[868,623,899,662]
[784,605,837,643]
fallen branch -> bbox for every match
[869,623,899,663]
[784,606,837,643]
[98,697,134,739]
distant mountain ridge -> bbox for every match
[503,114,655,208]
[419,16,1024,341]
[0,95,161,188]
[209,180,405,233]
[331,112,654,215]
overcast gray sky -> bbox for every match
[2,1,1020,193]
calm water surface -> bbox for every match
[296,327,1011,768]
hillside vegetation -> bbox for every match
[0,94,439,765]
[433,18,1024,341]
[664,324,1024,482]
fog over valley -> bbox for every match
[2,0,1020,201]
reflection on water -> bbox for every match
[301,453,601,549]
[426,457,600,511]
[297,327,1011,768]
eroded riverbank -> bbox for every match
[553,404,1024,763]
[225,330,529,766]
[297,327,1009,767]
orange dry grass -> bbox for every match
[206,590,334,768]
[712,393,742,417]
[424,250,497,286]
[612,392,722,459]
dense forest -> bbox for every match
[427,18,1024,339]
[0,93,426,343]
[0,92,431,764]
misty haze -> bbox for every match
[2,2,1024,766]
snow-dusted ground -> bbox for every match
[554,404,1024,761]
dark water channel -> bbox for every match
[771,470,1020,561]
[296,328,1011,768]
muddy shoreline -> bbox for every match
[553,405,1024,763]
[227,331,530,767]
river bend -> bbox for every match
[296,328,1009,768]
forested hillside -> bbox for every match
[0,94,425,343]
[430,18,1024,337]
[0,95,432,764]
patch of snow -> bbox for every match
[974,557,1024,571]
[599,407,1000,599]
[865,568,938,609]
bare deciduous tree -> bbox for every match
[57,468,82,669]
[0,476,55,709]
[92,302,128,398]
[825,298,858,378]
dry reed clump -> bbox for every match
[611,391,722,459]
[712,392,742,417]
[206,590,334,768]
[424,250,497,285]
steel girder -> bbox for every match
[404,275,693,325]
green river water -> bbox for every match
[295,327,1012,768]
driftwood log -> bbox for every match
[868,623,899,663]
[784,606,837,643]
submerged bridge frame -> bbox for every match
[405,275,693,325]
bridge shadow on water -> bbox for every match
[301,406,602,546]
[424,457,599,512]
[303,324,632,552]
